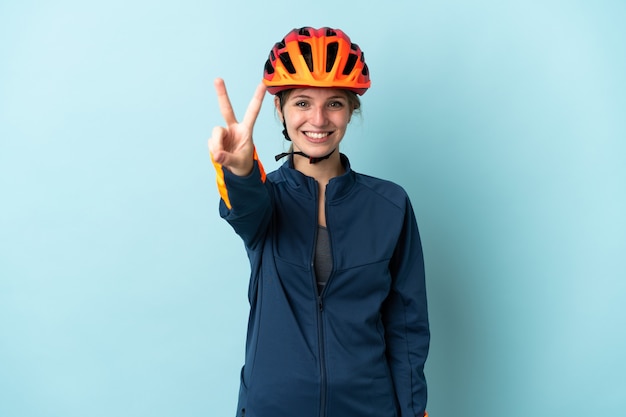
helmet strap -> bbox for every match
[275,148,336,164]
[281,121,291,141]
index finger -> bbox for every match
[214,78,237,125]
[242,82,267,128]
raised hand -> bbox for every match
[208,78,266,176]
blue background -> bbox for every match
[1,1,625,416]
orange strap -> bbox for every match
[210,148,266,210]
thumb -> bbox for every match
[210,149,227,165]
[210,148,239,172]
[208,126,228,162]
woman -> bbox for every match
[209,27,429,417]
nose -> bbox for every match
[310,106,327,127]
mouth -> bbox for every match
[303,131,332,142]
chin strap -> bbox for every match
[275,148,336,164]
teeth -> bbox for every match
[305,132,329,139]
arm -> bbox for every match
[382,197,430,417]
[208,79,271,249]
[211,149,272,250]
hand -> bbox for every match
[208,78,266,176]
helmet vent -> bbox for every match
[343,54,358,76]
[279,52,297,74]
[298,42,314,72]
[326,42,339,72]
[264,59,274,75]
[325,28,337,37]
[360,52,369,76]
[299,27,311,36]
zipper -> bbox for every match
[313,179,328,417]
[317,295,327,417]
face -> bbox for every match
[275,88,354,159]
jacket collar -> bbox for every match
[278,153,357,201]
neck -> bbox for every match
[293,150,344,185]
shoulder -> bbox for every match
[265,163,292,187]
[352,171,411,210]
[266,168,283,183]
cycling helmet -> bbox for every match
[263,27,371,95]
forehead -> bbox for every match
[285,87,349,100]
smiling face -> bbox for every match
[275,88,356,161]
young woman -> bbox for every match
[209,27,429,417]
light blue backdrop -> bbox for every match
[1,1,624,416]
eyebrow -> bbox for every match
[291,94,347,100]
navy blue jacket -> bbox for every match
[217,154,429,417]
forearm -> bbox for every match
[211,150,272,249]
[384,288,430,417]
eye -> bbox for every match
[328,100,345,109]
[294,101,309,108]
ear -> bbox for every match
[274,96,284,122]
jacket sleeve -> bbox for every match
[210,149,272,250]
[382,196,430,417]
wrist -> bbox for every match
[228,161,254,177]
